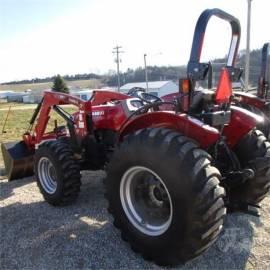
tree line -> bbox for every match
[2,48,265,87]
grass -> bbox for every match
[0,105,77,171]
[0,79,102,92]
[0,109,35,143]
[0,102,36,108]
[0,82,53,92]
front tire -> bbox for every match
[34,140,81,206]
[105,128,226,265]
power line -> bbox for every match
[112,45,124,92]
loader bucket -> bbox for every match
[1,141,34,181]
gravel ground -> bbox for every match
[0,171,269,270]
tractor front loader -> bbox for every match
[1,90,129,181]
[1,8,270,267]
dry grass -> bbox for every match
[0,79,102,92]
[0,102,33,109]
[0,82,53,92]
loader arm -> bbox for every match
[24,91,92,148]
[24,90,131,148]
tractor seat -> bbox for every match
[120,98,145,117]
[190,89,231,126]
[190,89,215,111]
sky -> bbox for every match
[0,0,269,83]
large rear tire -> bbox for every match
[105,128,226,265]
[230,129,270,206]
[34,140,81,206]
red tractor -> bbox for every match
[234,42,270,139]
[1,9,270,266]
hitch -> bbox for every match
[249,157,270,172]
[228,202,261,217]
[224,168,255,188]
[224,157,270,189]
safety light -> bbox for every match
[179,78,191,94]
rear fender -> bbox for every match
[223,106,264,147]
[119,112,220,149]
[234,92,266,109]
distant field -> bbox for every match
[0,79,102,92]
[0,105,77,143]
[0,102,27,108]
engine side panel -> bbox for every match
[91,104,128,130]
[91,91,129,106]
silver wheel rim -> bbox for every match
[38,157,57,194]
[120,166,173,236]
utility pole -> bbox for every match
[143,52,162,92]
[112,45,124,92]
[144,54,149,92]
[245,0,252,90]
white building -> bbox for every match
[0,90,14,99]
[6,92,28,102]
[120,81,178,97]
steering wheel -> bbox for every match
[127,87,162,103]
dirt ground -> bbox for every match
[0,170,270,270]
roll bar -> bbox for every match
[187,9,241,81]
[260,43,269,80]
[258,42,269,98]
